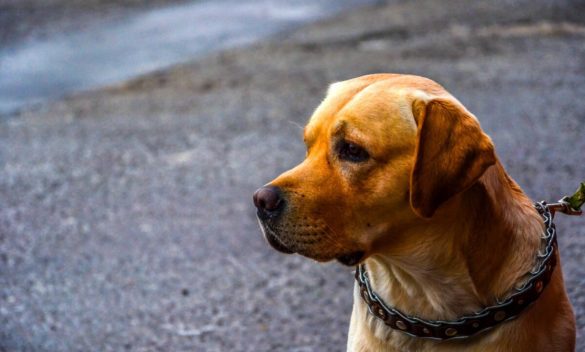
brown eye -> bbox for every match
[338,141,369,162]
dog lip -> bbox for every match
[258,219,294,254]
[336,251,366,266]
[265,231,295,254]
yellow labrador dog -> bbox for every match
[253,74,575,351]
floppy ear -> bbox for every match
[410,98,496,218]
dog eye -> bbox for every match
[338,141,369,162]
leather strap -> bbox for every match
[355,202,558,340]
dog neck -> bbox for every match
[360,162,543,342]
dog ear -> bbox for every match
[410,98,496,218]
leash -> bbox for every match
[546,182,584,217]
[355,182,584,341]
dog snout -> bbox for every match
[253,186,285,219]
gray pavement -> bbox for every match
[1,0,585,351]
[0,0,191,47]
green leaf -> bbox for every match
[566,182,585,211]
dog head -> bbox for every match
[253,74,495,265]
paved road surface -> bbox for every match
[1,0,584,350]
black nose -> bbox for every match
[253,186,285,218]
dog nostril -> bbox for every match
[253,186,283,212]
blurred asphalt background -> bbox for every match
[1,0,584,351]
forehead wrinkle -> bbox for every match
[305,78,395,146]
[332,120,346,138]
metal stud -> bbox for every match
[535,281,543,293]
[517,299,525,305]
[377,308,386,319]
[445,328,458,337]
[494,311,506,322]
[422,327,431,335]
[396,320,407,330]
[472,322,480,329]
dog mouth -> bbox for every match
[257,218,365,265]
[336,251,366,266]
[258,220,294,254]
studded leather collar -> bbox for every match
[355,201,558,341]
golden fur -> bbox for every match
[259,74,576,351]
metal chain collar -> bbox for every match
[355,201,559,341]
